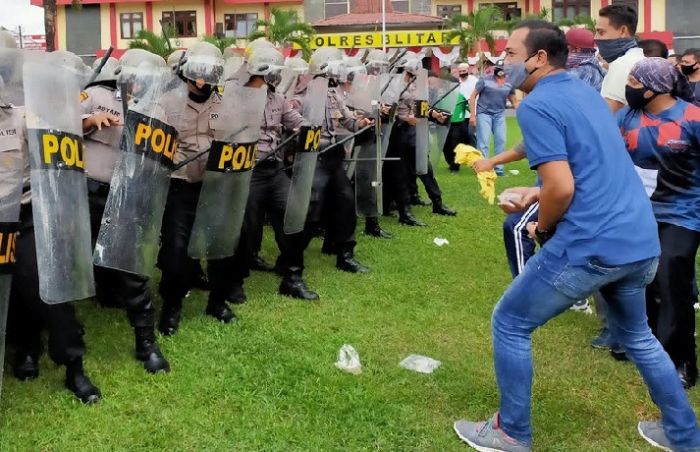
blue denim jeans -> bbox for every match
[492,248,700,448]
[476,111,506,175]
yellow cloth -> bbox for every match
[454,144,497,204]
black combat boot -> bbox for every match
[65,358,101,404]
[364,216,393,239]
[226,280,247,305]
[321,239,338,255]
[134,327,170,374]
[336,251,370,273]
[398,205,426,227]
[250,254,274,272]
[205,300,237,323]
[158,299,183,336]
[13,353,39,381]
[432,200,457,216]
[279,267,319,301]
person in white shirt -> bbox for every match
[596,4,645,113]
[443,62,479,171]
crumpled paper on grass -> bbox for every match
[454,144,496,204]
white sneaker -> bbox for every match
[570,298,593,315]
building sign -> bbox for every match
[296,30,460,49]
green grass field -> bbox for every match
[1,118,698,451]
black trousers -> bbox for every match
[88,180,154,328]
[157,179,242,306]
[383,123,413,210]
[399,124,443,205]
[646,222,700,367]
[7,204,85,365]
[443,121,475,167]
[305,152,357,254]
[239,161,306,273]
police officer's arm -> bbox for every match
[397,94,416,126]
[281,99,306,131]
[338,96,373,131]
[80,92,119,132]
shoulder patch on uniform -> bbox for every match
[80,91,89,102]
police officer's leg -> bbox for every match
[326,163,369,273]
[273,165,317,300]
[419,162,456,216]
[87,183,122,309]
[387,125,425,226]
[10,206,100,403]
[205,257,238,323]
[157,180,199,336]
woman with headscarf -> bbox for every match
[617,57,700,388]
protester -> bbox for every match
[680,49,700,106]
[454,20,700,452]
[443,62,478,171]
[469,62,519,176]
[565,27,606,91]
[639,39,670,58]
[617,57,700,389]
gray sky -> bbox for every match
[0,0,45,35]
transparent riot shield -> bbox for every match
[93,67,188,277]
[379,73,402,158]
[0,106,24,399]
[429,78,459,165]
[24,60,95,304]
[188,85,267,259]
[277,68,298,100]
[283,77,328,234]
[349,72,383,217]
[414,68,429,176]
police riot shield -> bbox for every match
[414,68,429,176]
[93,67,188,276]
[188,86,267,259]
[429,78,459,165]
[283,77,328,234]
[23,60,95,304]
[0,105,24,398]
[349,72,383,217]
[379,73,402,158]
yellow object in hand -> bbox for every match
[454,144,497,205]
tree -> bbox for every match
[202,35,239,54]
[43,0,81,52]
[444,6,503,59]
[248,8,316,59]
[128,26,176,60]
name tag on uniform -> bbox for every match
[0,128,20,152]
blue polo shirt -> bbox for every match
[517,71,660,265]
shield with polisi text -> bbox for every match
[93,67,188,277]
[283,77,328,234]
[414,68,429,176]
[429,78,459,164]
[188,85,267,259]
[24,60,95,304]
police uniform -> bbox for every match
[295,83,369,272]
[80,83,169,373]
[2,104,100,403]
[393,80,454,217]
[157,89,240,334]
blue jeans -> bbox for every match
[493,248,700,448]
[476,111,506,175]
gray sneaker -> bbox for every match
[638,421,674,451]
[454,414,531,452]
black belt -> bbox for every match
[254,158,282,169]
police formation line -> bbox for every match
[0,34,459,403]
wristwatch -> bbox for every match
[534,226,556,245]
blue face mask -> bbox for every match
[503,53,537,90]
[594,37,637,63]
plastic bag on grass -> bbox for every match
[399,354,442,374]
[335,344,362,375]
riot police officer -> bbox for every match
[227,46,319,302]
[81,52,170,373]
[4,46,101,403]
[294,48,372,273]
[157,43,239,336]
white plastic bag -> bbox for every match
[433,237,449,247]
[399,354,442,374]
[335,344,362,375]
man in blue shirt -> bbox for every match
[453,20,700,452]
